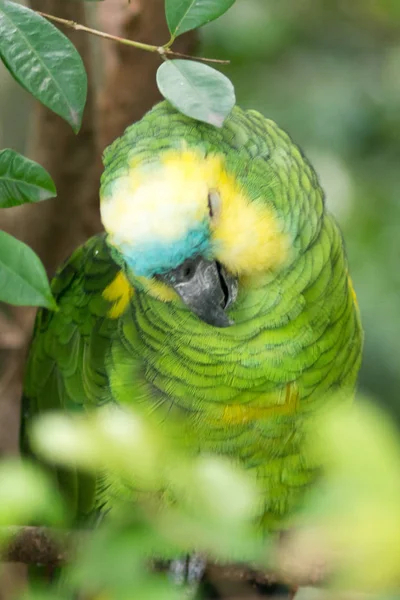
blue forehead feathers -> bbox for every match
[119,222,211,277]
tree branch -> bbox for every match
[0,526,326,590]
[36,10,230,65]
[1,527,74,566]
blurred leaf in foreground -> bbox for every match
[31,405,264,563]
[0,459,65,540]
[280,399,400,595]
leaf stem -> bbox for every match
[163,35,176,50]
[165,50,229,64]
[36,11,230,65]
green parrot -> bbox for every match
[22,101,363,531]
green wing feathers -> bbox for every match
[24,234,119,412]
[22,234,122,517]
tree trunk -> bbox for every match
[0,1,196,596]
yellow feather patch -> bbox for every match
[347,274,359,310]
[222,382,299,425]
[211,168,290,276]
[103,271,134,319]
[135,276,177,302]
[161,149,290,276]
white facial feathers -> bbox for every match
[100,166,210,248]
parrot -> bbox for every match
[21,100,363,534]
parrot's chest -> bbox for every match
[129,324,303,462]
[136,348,312,527]
[113,304,326,526]
[119,300,305,450]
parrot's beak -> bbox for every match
[156,256,238,327]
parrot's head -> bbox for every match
[99,105,298,328]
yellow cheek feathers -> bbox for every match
[103,271,134,319]
[102,271,177,313]
[211,169,290,277]
[135,277,178,302]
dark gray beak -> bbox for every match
[156,256,238,327]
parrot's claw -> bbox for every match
[169,554,206,592]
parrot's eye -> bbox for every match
[207,190,221,220]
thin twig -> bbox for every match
[36,11,230,65]
[164,49,230,65]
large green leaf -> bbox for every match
[0,149,56,208]
[0,230,56,308]
[156,60,235,127]
[0,1,87,133]
[166,0,236,38]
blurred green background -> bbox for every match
[0,0,399,415]
[203,0,400,416]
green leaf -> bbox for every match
[166,0,236,38]
[0,1,87,133]
[156,60,235,127]
[0,149,56,208]
[0,230,56,308]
